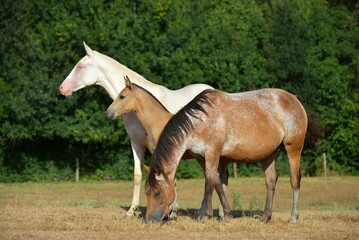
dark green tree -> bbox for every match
[0,0,357,181]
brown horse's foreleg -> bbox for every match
[199,155,231,221]
[196,156,230,220]
[198,172,230,221]
[168,178,178,221]
[198,179,215,220]
[260,152,278,223]
[198,152,221,220]
[195,157,208,218]
[217,160,230,221]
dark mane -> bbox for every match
[148,89,215,188]
[132,83,170,113]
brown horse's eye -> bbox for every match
[154,191,161,197]
[119,95,126,100]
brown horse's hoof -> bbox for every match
[260,215,271,224]
[197,212,211,222]
[219,215,230,223]
[199,215,211,222]
[288,218,298,224]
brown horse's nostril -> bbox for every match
[146,207,166,223]
[106,108,116,120]
[146,214,163,223]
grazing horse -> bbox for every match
[59,42,213,217]
[106,76,229,220]
[145,88,322,223]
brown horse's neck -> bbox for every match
[133,87,173,153]
[152,125,194,182]
[153,141,188,183]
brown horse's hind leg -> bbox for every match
[285,142,303,224]
[260,151,278,223]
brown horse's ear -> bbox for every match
[155,172,165,181]
[143,164,150,174]
[124,75,132,89]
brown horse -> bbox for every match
[146,87,322,223]
[106,76,230,220]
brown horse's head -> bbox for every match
[106,76,135,120]
[145,168,175,222]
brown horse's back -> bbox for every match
[188,89,308,163]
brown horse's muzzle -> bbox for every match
[146,204,168,222]
[106,108,116,120]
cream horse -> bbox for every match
[59,42,213,217]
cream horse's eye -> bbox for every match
[119,95,126,100]
[77,63,86,69]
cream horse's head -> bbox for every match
[59,42,104,96]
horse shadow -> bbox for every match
[120,206,263,220]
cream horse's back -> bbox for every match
[59,42,213,216]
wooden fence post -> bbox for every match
[233,162,237,179]
[76,158,80,182]
[323,153,327,180]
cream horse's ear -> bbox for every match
[83,41,95,58]
[124,75,132,89]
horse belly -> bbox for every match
[221,131,282,162]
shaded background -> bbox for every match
[0,0,358,181]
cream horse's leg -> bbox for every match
[127,142,145,217]
[123,111,181,218]
[123,112,147,217]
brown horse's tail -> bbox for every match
[306,114,324,148]
[295,95,324,147]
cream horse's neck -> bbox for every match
[94,52,157,100]
[92,51,213,113]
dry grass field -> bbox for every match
[0,177,358,240]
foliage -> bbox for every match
[0,0,358,181]
[232,192,244,210]
[176,160,204,179]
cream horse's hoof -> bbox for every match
[125,206,139,217]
